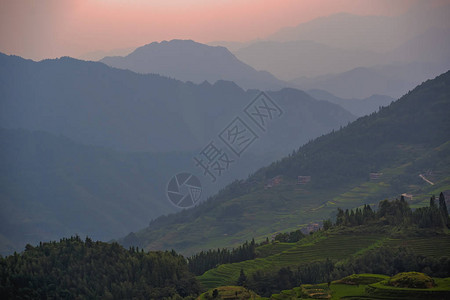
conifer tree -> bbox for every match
[336,208,345,226]
[237,268,247,286]
[439,192,449,227]
[430,195,436,208]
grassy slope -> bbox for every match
[197,286,260,300]
[271,274,450,300]
[128,71,450,256]
[198,274,450,299]
[134,147,450,256]
[198,229,450,289]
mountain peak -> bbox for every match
[100,40,286,90]
[118,39,233,61]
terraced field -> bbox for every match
[271,274,450,300]
[255,242,294,258]
[198,233,385,289]
[385,235,450,257]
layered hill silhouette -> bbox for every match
[292,62,450,99]
[100,39,287,90]
[119,71,450,255]
[233,32,450,98]
[0,127,282,256]
[229,9,450,98]
[234,39,382,80]
[0,53,355,254]
[306,89,394,117]
[0,128,196,255]
[267,6,450,52]
[0,52,354,155]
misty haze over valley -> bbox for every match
[1,1,450,299]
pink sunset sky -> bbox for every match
[0,0,447,61]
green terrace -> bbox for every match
[198,233,384,289]
[198,231,450,289]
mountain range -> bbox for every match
[214,8,450,99]
[291,61,450,99]
[99,38,405,109]
[2,2,450,298]
[234,39,382,80]
[0,52,356,254]
[118,70,450,255]
[267,6,450,52]
[233,30,450,98]
[0,52,355,155]
[0,126,287,256]
[306,89,394,117]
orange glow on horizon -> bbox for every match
[0,0,447,60]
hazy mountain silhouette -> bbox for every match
[0,128,194,255]
[0,53,357,254]
[291,61,450,99]
[100,39,287,90]
[0,52,354,156]
[268,13,403,51]
[227,7,450,84]
[306,89,394,117]
[78,47,135,61]
[233,27,450,84]
[267,6,450,52]
[0,127,302,256]
[234,40,382,80]
[119,71,450,255]
[388,27,450,64]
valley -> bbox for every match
[1,2,449,299]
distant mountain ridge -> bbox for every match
[0,52,356,254]
[233,29,450,98]
[306,89,394,117]
[292,62,450,99]
[267,6,450,52]
[234,39,383,80]
[120,71,450,255]
[100,39,287,90]
[0,128,192,255]
[0,52,354,156]
[225,9,450,99]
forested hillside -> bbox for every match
[2,196,449,299]
[120,71,450,255]
[0,237,200,299]
[0,52,356,255]
[197,196,450,294]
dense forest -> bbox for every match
[187,231,305,276]
[231,194,450,296]
[187,240,257,276]
[262,72,450,189]
[1,195,448,299]
[190,194,449,280]
[0,236,200,299]
[331,192,449,229]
